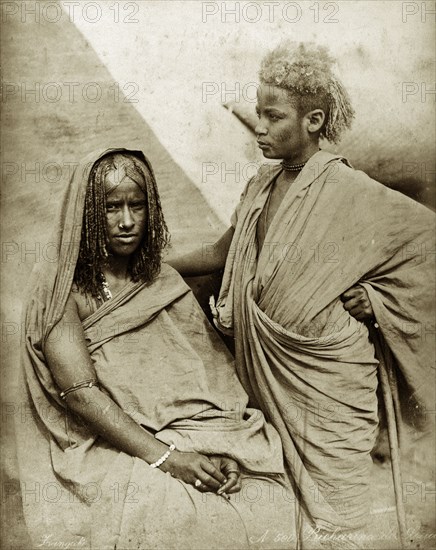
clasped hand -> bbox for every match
[341,284,374,322]
[160,451,242,496]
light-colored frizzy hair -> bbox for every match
[259,42,355,143]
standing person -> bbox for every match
[17,148,300,550]
[169,43,435,541]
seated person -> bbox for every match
[16,149,300,550]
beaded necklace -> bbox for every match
[97,272,113,302]
[281,159,306,172]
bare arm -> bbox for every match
[44,294,227,491]
[167,227,234,277]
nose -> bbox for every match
[255,118,267,137]
[119,205,135,230]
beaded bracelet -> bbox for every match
[149,444,176,469]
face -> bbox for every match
[255,84,307,161]
[105,175,147,257]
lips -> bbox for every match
[115,234,137,243]
[257,141,270,149]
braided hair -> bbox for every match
[259,42,355,143]
[74,151,170,298]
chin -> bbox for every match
[108,244,141,257]
[261,150,274,159]
[261,149,282,160]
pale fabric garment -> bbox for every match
[214,150,435,539]
[16,148,298,549]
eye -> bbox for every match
[131,201,146,210]
[106,203,119,212]
[268,114,280,121]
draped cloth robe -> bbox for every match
[214,150,435,534]
[16,148,297,549]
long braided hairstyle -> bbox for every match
[74,151,170,298]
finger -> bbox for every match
[194,481,214,493]
[221,459,239,477]
[342,298,360,311]
[207,456,220,470]
[355,309,373,321]
[217,472,239,495]
[197,469,223,491]
[228,476,242,494]
[350,307,373,321]
[192,479,219,493]
[341,288,360,301]
[353,311,367,321]
[191,472,219,493]
[201,460,227,485]
[217,472,237,494]
[350,306,364,318]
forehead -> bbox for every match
[256,84,294,109]
[105,175,145,197]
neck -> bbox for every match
[103,257,130,281]
[283,143,319,165]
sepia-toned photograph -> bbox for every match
[1,1,435,548]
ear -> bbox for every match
[305,109,326,134]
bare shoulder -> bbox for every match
[45,285,97,386]
[70,284,98,322]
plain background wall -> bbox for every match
[65,0,435,217]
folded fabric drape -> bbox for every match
[17,148,296,549]
[215,150,435,532]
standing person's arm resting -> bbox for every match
[167,227,234,277]
[44,294,229,492]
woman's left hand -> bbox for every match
[341,285,374,322]
[209,456,242,496]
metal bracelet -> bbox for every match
[59,379,98,400]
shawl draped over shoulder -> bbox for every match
[214,150,435,533]
[17,148,297,549]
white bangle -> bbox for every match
[149,444,176,469]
